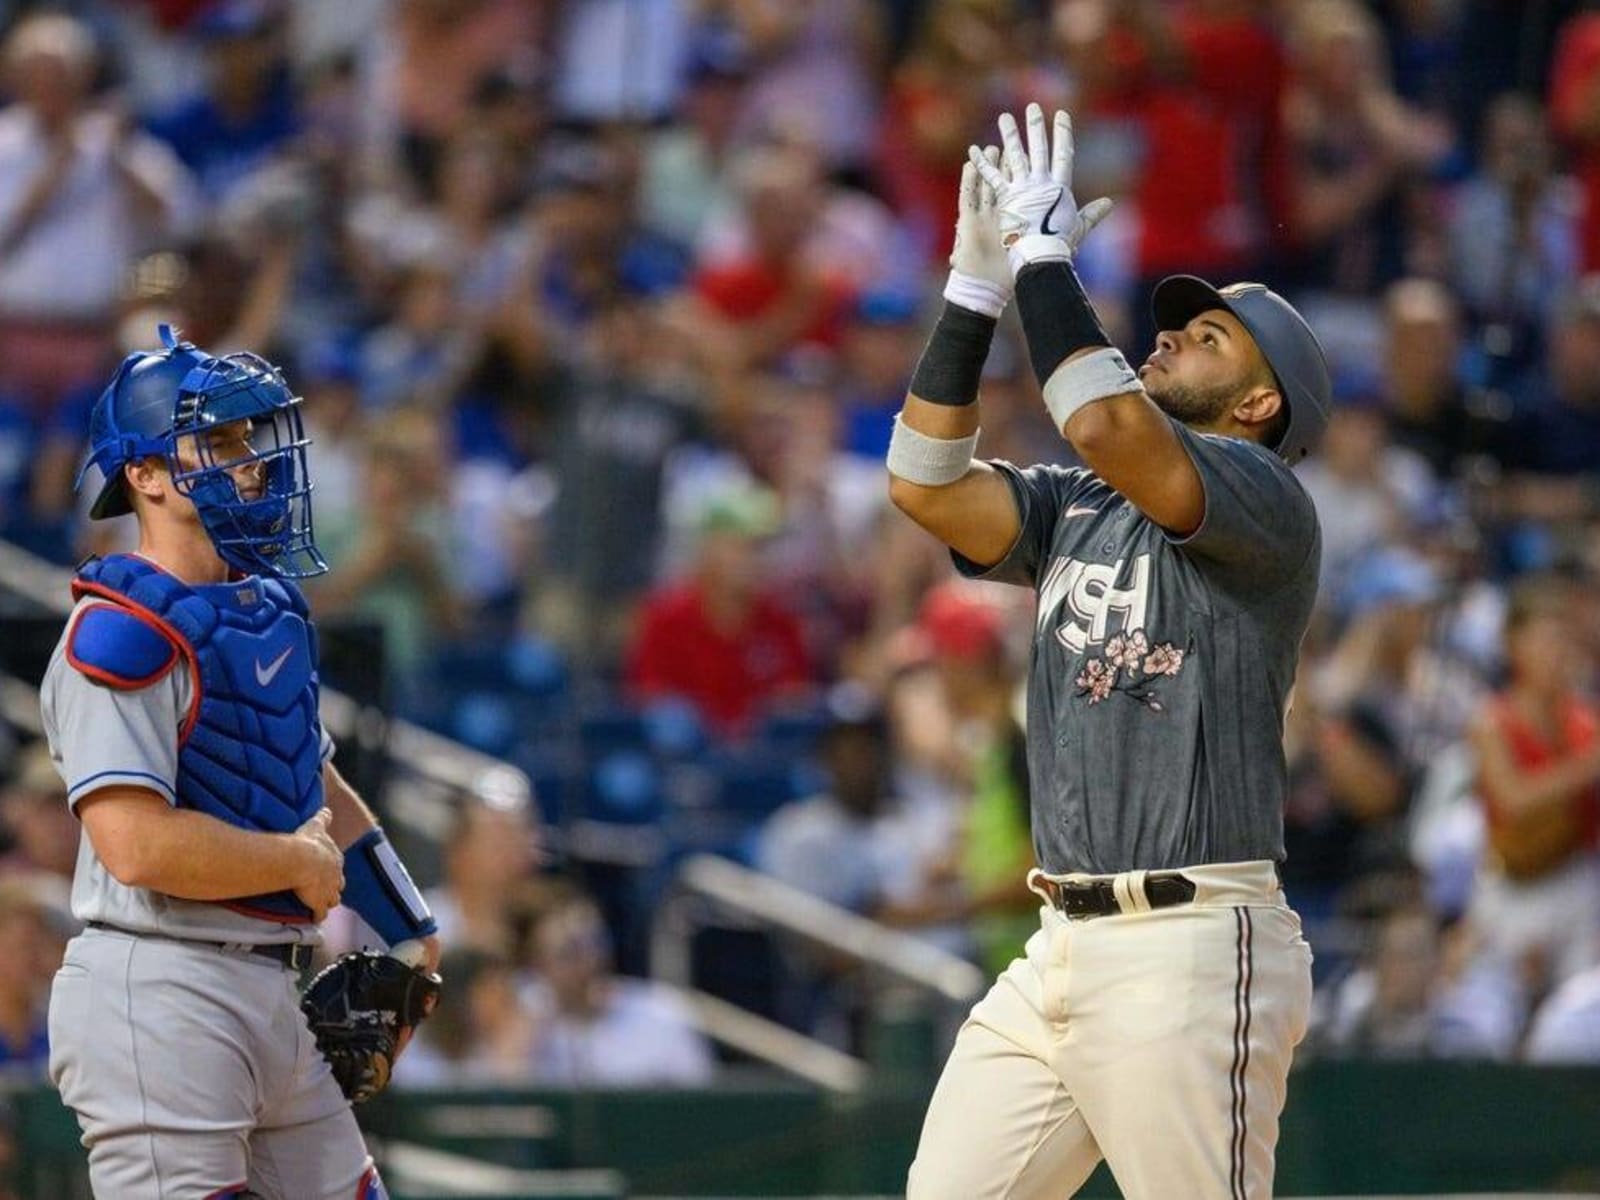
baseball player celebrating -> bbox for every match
[41,328,442,1199]
[889,105,1327,1198]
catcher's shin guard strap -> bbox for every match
[1014,259,1110,387]
[343,828,436,945]
[909,301,997,406]
[1042,347,1145,432]
[887,415,979,486]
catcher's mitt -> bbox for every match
[301,950,441,1103]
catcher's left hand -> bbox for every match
[301,950,442,1104]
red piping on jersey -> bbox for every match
[70,580,204,746]
[220,899,314,926]
[64,601,179,691]
[356,1165,381,1198]
[202,1184,248,1199]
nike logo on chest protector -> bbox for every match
[255,645,293,687]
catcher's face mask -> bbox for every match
[77,325,327,579]
[168,348,327,579]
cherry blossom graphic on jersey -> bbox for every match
[1073,629,1186,711]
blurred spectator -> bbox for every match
[293,342,365,542]
[1377,278,1496,477]
[392,947,539,1087]
[308,408,462,694]
[639,26,752,249]
[527,298,711,662]
[1316,547,1483,776]
[1319,903,1519,1058]
[1467,576,1600,998]
[0,742,77,882]
[689,146,866,368]
[626,483,814,737]
[837,289,923,460]
[878,584,1035,973]
[528,139,690,340]
[360,0,541,189]
[145,0,299,204]
[721,0,885,175]
[1502,276,1600,476]
[1282,0,1452,297]
[873,0,1016,259]
[758,685,903,1042]
[527,893,713,1087]
[759,685,901,913]
[0,881,57,1080]
[1551,2,1600,271]
[422,787,543,958]
[1524,961,1600,1063]
[1296,391,1435,598]
[1101,0,1294,330]
[725,369,887,666]
[357,255,474,411]
[1282,664,1413,920]
[550,0,693,125]
[0,13,196,411]
[1448,93,1581,372]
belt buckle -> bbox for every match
[287,943,314,972]
[1052,880,1112,921]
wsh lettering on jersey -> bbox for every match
[1037,554,1151,653]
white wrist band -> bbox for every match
[1007,233,1072,276]
[943,270,1008,320]
[1041,347,1144,431]
[887,415,980,486]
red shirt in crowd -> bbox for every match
[626,582,813,735]
[1551,12,1600,271]
[1480,693,1600,877]
[692,261,855,353]
[1098,11,1289,277]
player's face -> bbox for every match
[1139,310,1270,427]
[172,419,266,502]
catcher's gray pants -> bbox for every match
[49,926,382,1199]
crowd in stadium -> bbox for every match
[1,0,1599,1105]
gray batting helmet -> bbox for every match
[1151,276,1332,465]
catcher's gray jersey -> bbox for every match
[956,421,1320,875]
[40,597,333,946]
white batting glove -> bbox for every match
[969,103,1114,276]
[944,146,1012,320]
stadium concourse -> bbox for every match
[1,0,1599,1196]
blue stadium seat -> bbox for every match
[755,708,829,758]
[577,704,649,758]
[706,751,806,817]
[582,750,665,825]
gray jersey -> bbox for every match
[40,597,333,945]
[956,422,1320,875]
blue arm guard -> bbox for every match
[342,829,437,946]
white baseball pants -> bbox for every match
[908,860,1313,1200]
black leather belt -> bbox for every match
[1039,872,1197,920]
[86,920,315,971]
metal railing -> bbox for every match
[652,854,987,1011]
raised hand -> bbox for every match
[944,146,1013,319]
[969,103,1114,273]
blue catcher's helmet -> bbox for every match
[76,326,328,578]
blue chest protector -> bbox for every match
[72,554,325,922]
